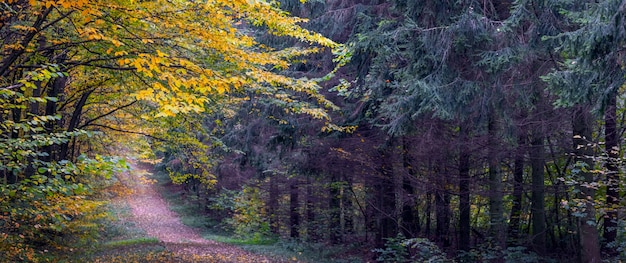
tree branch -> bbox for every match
[86,123,166,141]
[0,7,53,77]
[78,100,138,129]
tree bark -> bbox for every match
[401,138,419,237]
[59,88,94,161]
[488,112,506,249]
[290,180,300,238]
[306,175,317,241]
[435,179,451,248]
[530,132,546,254]
[425,192,432,237]
[458,124,471,251]
[604,91,618,248]
[573,106,601,263]
[329,173,341,244]
[43,74,66,162]
[375,145,397,246]
[342,182,353,238]
[508,134,525,243]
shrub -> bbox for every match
[373,234,410,262]
[221,185,271,240]
[0,154,127,262]
[457,243,542,263]
[373,234,452,263]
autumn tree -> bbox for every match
[0,0,345,260]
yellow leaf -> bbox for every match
[156,49,168,58]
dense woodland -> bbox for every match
[2,0,626,262]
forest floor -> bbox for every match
[86,160,297,263]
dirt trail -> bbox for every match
[120,161,283,262]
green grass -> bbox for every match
[103,237,161,248]
[98,203,147,240]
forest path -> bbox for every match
[118,160,285,263]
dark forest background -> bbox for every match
[160,1,626,262]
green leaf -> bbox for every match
[44,96,58,102]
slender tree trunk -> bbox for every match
[604,92,619,248]
[488,112,506,249]
[572,106,601,263]
[530,132,546,254]
[401,138,419,237]
[433,161,450,247]
[435,180,451,247]
[342,183,353,238]
[290,179,300,238]
[425,191,432,237]
[59,88,93,161]
[306,175,317,241]
[375,145,397,246]
[330,173,341,244]
[509,134,525,243]
[459,125,471,251]
[43,75,65,162]
[268,176,279,234]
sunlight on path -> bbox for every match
[121,160,288,262]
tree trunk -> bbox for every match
[530,132,546,254]
[375,146,397,246]
[435,180,451,248]
[604,91,618,248]
[425,192,432,237]
[433,163,450,247]
[401,138,419,237]
[509,134,525,243]
[43,75,66,162]
[306,175,317,241]
[342,183,353,238]
[290,180,300,238]
[572,106,601,263]
[459,124,471,251]
[488,112,506,249]
[329,173,341,244]
[268,176,279,234]
[59,88,93,161]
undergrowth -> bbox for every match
[152,169,364,263]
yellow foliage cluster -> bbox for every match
[10,0,341,122]
[103,182,134,198]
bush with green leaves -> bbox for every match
[373,234,452,263]
[608,219,626,261]
[215,185,271,241]
[404,238,452,263]
[373,234,409,262]
[457,243,542,263]
[0,175,94,261]
[0,108,129,262]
